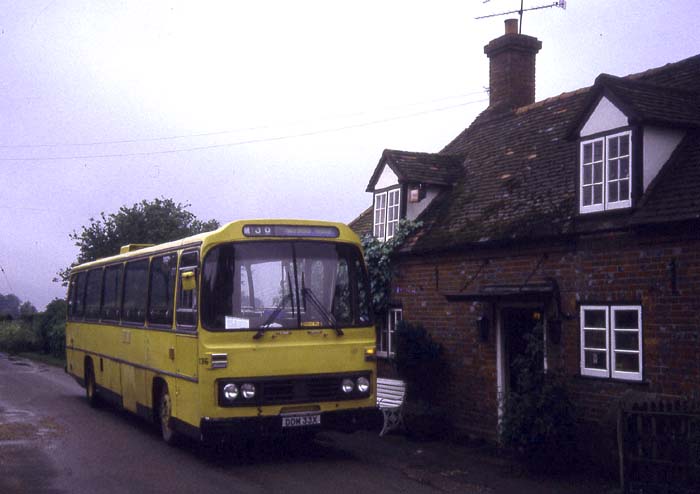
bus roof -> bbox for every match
[70,219,362,273]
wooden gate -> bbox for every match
[618,397,700,493]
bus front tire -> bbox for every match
[158,385,180,445]
[85,361,100,408]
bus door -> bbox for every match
[175,250,199,380]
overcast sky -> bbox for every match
[1,0,699,310]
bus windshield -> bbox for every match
[201,241,372,331]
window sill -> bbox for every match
[575,374,650,386]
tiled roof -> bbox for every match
[631,129,700,225]
[365,149,463,192]
[348,206,374,238]
[405,54,700,254]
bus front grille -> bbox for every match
[217,372,371,407]
[261,377,341,405]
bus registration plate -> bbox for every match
[281,414,321,428]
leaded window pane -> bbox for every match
[620,157,629,178]
[583,164,592,185]
[615,353,639,372]
[582,186,592,206]
[593,141,603,161]
[615,309,638,329]
[585,350,607,370]
[608,182,619,203]
[614,331,639,351]
[619,180,629,201]
[593,162,603,183]
[620,135,629,155]
[593,184,603,204]
[584,309,606,328]
[584,329,606,349]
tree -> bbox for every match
[57,198,220,284]
[32,298,67,358]
[0,293,21,320]
[19,301,37,320]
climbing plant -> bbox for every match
[500,321,576,470]
[360,219,421,315]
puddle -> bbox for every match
[2,408,36,422]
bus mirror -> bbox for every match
[181,271,196,291]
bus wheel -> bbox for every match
[85,361,100,408]
[158,385,179,445]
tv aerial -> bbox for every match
[477,0,566,34]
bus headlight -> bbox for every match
[241,383,256,399]
[356,376,370,394]
[223,383,239,401]
[341,378,354,394]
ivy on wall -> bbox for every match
[360,219,421,315]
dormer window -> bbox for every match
[580,131,632,214]
[373,188,401,241]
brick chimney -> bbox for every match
[483,19,542,111]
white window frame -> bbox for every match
[373,187,401,242]
[386,188,401,240]
[377,308,402,358]
[580,305,609,378]
[580,304,642,381]
[373,192,387,240]
[610,306,643,381]
[580,130,632,214]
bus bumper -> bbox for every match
[199,407,381,441]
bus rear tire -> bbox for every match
[85,361,100,408]
[157,384,180,446]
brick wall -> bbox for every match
[379,228,700,444]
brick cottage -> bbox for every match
[351,19,700,463]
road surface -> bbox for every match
[0,353,440,494]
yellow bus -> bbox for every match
[65,219,377,445]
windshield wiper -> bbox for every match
[253,292,293,340]
[302,287,344,336]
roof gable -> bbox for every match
[569,74,700,139]
[366,149,463,192]
[578,95,629,137]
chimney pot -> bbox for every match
[504,18,518,34]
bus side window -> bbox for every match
[71,272,88,320]
[67,275,76,319]
[148,253,176,327]
[101,264,123,321]
[122,259,149,325]
[84,268,103,321]
[177,250,199,328]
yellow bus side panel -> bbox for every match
[174,379,200,428]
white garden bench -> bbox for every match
[376,377,406,436]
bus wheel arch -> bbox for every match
[84,357,100,408]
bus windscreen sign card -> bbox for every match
[225,316,249,329]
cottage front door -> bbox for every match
[501,307,543,396]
